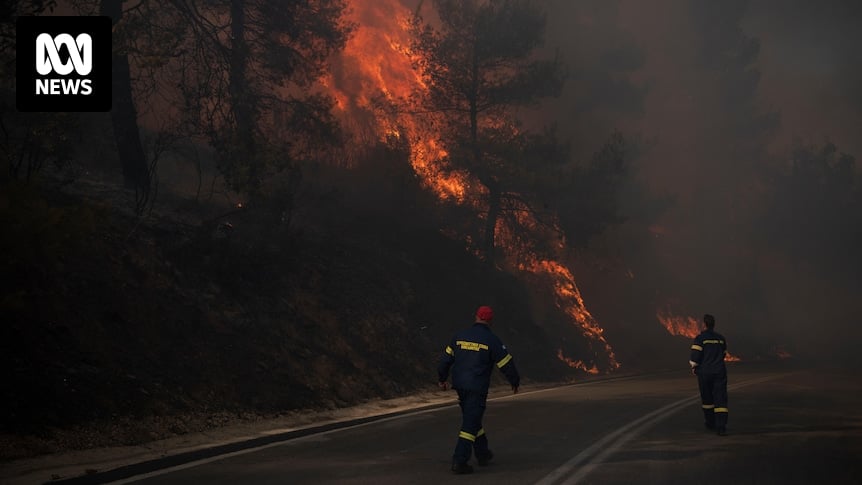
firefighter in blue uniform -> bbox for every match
[689,313,729,436]
[438,306,520,474]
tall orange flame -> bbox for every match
[329,1,618,372]
[530,260,620,370]
[328,0,467,201]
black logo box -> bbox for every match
[16,16,112,112]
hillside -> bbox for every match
[1,165,591,461]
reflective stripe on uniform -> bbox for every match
[445,346,454,356]
[702,339,724,344]
[691,344,703,351]
[714,407,729,413]
[459,431,476,442]
[496,354,512,368]
[702,404,715,409]
[477,428,485,437]
[456,340,489,352]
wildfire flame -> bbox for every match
[656,309,701,339]
[557,349,600,374]
[329,1,618,372]
[658,307,742,362]
[328,1,467,201]
[530,260,620,370]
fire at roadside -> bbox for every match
[327,0,620,375]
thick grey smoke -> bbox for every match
[398,0,862,364]
[617,0,862,361]
[745,0,862,156]
[544,0,862,362]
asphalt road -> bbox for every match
[80,362,862,484]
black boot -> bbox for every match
[477,450,494,466]
[717,426,727,436]
[452,462,474,474]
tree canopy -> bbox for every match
[409,0,565,263]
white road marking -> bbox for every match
[105,376,641,483]
[105,372,777,484]
[534,374,788,485]
[105,403,460,484]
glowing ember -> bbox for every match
[656,308,701,339]
[724,352,741,362]
[775,348,792,359]
[557,349,600,374]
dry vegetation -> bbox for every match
[0,162,576,462]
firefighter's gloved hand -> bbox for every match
[438,381,449,391]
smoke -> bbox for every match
[533,0,862,362]
[335,0,862,365]
[745,0,862,156]
[606,0,862,361]
[540,0,648,156]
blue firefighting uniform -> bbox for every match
[438,323,520,465]
[690,329,728,428]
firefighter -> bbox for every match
[438,306,520,474]
[689,313,729,436]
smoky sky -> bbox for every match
[388,0,862,357]
[401,0,862,173]
[623,0,862,356]
[745,0,862,156]
[544,0,862,356]
[540,0,862,187]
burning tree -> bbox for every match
[323,1,622,373]
[408,0,565,265]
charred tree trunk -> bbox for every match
[483,180,501,264]
[100,0,149,194]
[229,0,257,192]
[469,46,498,265]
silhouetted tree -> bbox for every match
[687,0,778,217]
[1,1,81,185]
[675,0,779,323]
[553,131,633,248]
[99,0,152,200]
[409,0,565,264]
[543,0,647,154]
[764,140,861,277]
[167,0,352,196]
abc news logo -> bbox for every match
[17,16,111,112]
[36,33,94,94]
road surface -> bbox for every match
[55,362,862,484]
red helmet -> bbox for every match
[476,306,494,322]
